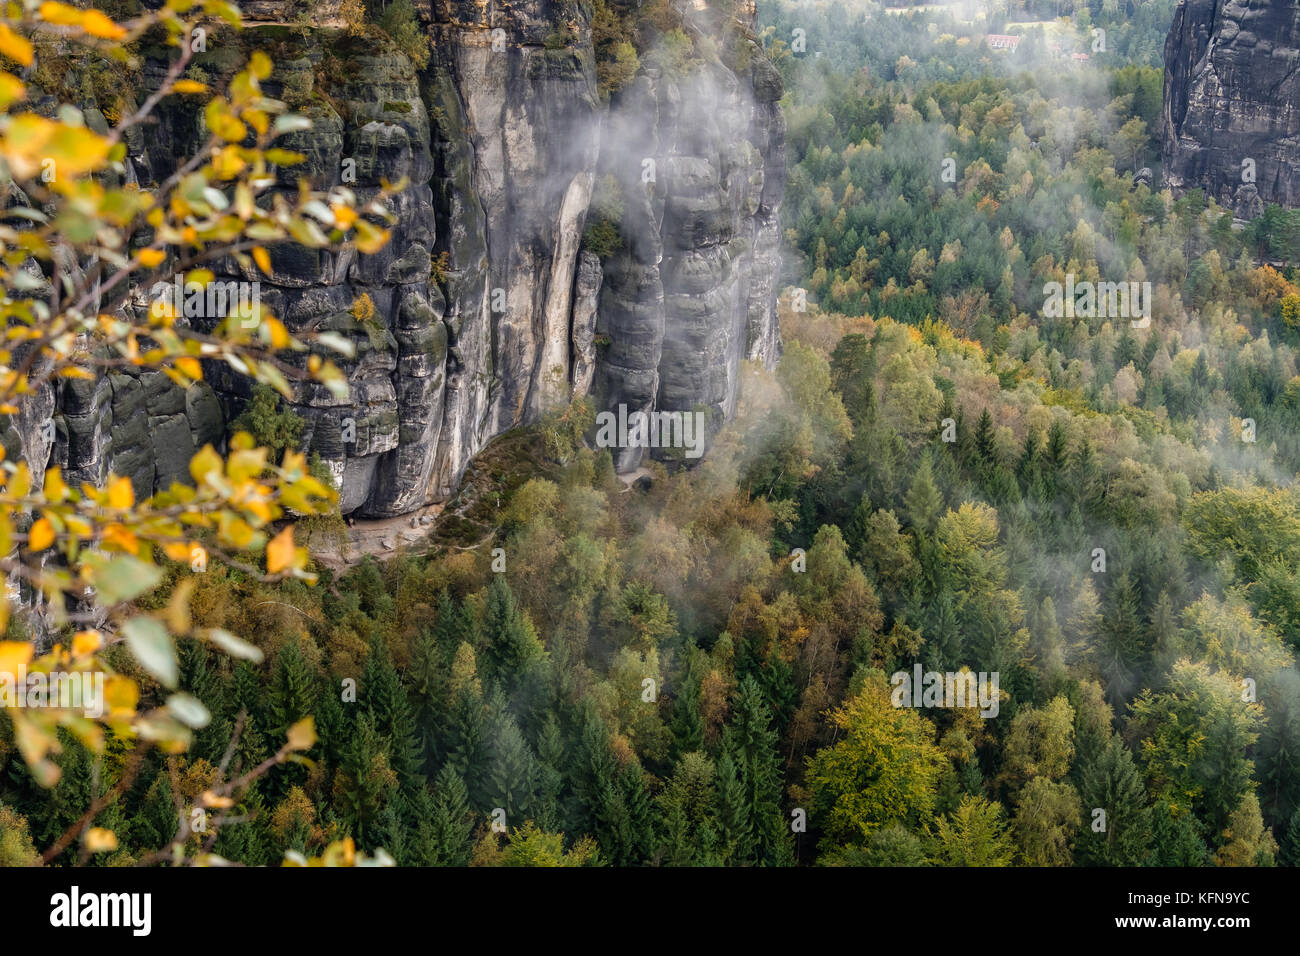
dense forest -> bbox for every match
[5,0,1300,868]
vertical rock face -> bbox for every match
[593,23,785,471]
[1162,0,1300,215]
[12,0,784,517]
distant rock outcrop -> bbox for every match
[1162,0,1300,217]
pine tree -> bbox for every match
[408,623,447,773]
[433,588,477,658]
[533,713,566,832]
[444,643,487,808]
[230,660,270,776]
[655,752,718,866]
[313,674,350,769]
[485,709,539,828]
[426,766,475,866]
[268,640,317,739]
[1279,808,1300,867]
[1145,799,1210,866]
[481,577,544,688]
[265,640,319,800]
[1096,572,1146,705]
[1075,736,1151,866]
[362,633,423,790]
[719,677,794,866]
[904,453,943,535]
[333,713,397,849]
[179,640,233,764]
[972,408,998,474]
[210,782,269,865]
[375,798,410,865]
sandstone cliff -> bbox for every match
[4,0,784,519]
[1162,0,1300,217]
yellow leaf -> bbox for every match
[266,525,294,574]
[28,517,54,551]
[137,248,166,268]
[162,541,192,562]
[102,523,139,554]
[104,675,139,717]
[43,466,67,502]
[172,79,208,95]
[286,716,317,752]
[174,356,202,380]
[84,828,118,852]
[252,245,272,275]
[108,476,134,509]
[332,204,357,228]
[0,71,26,111]
[39,2,85,27]
[0,24,33,67]
[80,10,126,40]
[72,630,101,656]
[0,641,34,676]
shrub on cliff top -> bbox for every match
[374,0,430,70]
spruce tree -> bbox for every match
[904,453,943,535]
[427,766,475,866]
[481,577,543,688]
[485,709,539,828]
[362,634,423,791]
[334,713,396,849]
[1075,736,1152,866]
[720,678,794,866]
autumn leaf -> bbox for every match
[28,517,54,551]
[107,476,134,510]
[0,24,34,67]
[266,525,295,574]
[252,245,272,275]
[84,828,118,852]
[0,640,34,676]
[286,716,317,752]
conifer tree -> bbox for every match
[485,709,539,828]
[426,766,476,867]
[905,453,943,536]
[334,713,397,849]
[1075,736,1151,866]
[719,678,794,866]
[362,634,423,791]
[481,577,544,687]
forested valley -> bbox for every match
[5,0,1300,869]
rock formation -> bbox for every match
[1162,0,1300,216]
[3,0,784,518]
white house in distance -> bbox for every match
[986,34,1020,51]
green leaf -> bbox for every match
[167,693,212,729]
[272,114,312,134]
[96,556,164,605]
[122,617,178,688]
[207,628,265,663]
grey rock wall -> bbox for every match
[7,0,784,518]
[1162,0,1300,215]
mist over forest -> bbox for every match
[2,0,1299,881]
